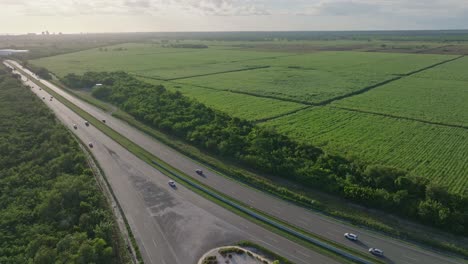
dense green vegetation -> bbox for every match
[333,76,468,127]
[0,67,125,263]
[264,107,468,194]
[62,71,468,236]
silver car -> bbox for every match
[168,180,176,188]
[369,248,384,257]
[344,233,358,241]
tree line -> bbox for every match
[63,71,468,236]
[0,67,125,263]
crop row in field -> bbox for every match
[138,77,307,121]
[333,76,468,127]
[263,107,468,194]
[414,55,468,82]
[177,52,455,104]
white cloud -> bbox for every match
[1,0,468,32]
[3,0,269,16]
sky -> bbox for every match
[1,0,468,34]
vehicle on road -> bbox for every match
[344,233,358,241]
[196,169,203,175]
[168,180,176,188]
[88,142,93,148]
[102,119,106,123]
[85,121,89,126]
[39,88,41,90]
[73,124,77,129]
[369,248,384,257]
[42,96,45,99]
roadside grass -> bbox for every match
[236,241,296,264]
[14,64,382,264]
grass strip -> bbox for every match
[237,241,295,264]
[12,62,383,264]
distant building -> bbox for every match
[0,49,29,56]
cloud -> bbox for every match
[296,0,468,17]
[3,0,269,17]
[2,0,468,31]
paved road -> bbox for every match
[6,61,341,264]
[8,60,467,264]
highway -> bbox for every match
[7,60,467,264]
[5,61,341,264]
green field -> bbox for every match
[30,42,468,194]
[333,76,468,127]
[177,52,454,104]
[263,107,468,194]
[414,56,468,82]
[31,43,289,80]
[140,78,307,121]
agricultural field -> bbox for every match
[30,41,468,194]
[140,78,307,121]
[413,55,468,82]
[31,42,290,80]
[333,77,468,127]
[177,52,455,104]
[262,107,468,194]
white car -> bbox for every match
[168,180,176,188]
[84,121,89,126]
[344,233,358,241]
[369,248,384,256]
[73,124,77,129]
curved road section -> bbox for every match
[7,60,466,264]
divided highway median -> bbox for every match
[8,60,384,264]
